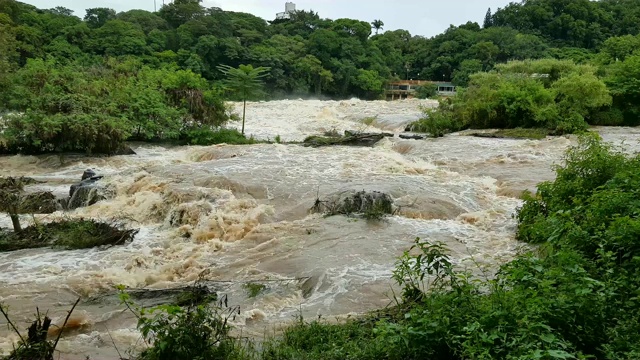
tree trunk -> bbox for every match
[242,99,246,135]
[9,213,21,232]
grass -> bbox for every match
[184,128,258,146]
[469,128,551,140]
[261,317,386,360]
[360,116,378,127]
[0,218,137,251]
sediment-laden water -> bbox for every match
[0,98,638,359]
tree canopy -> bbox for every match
[1,0,639,153]
[1,0,638,101]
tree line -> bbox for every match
[1,0,640,153]
[2,0,639,98]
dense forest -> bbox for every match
[0,0,640,153]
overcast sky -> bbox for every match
[21,0,515,38]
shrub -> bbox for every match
[0,218,138,252]
[243,283,266,298]
[588,107,625,126]
[414,83,438,99]
[409,59,612,137]
[411,106,461,137]
[1,59,231,154]
[119,282,250,360]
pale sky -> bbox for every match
[21,0,514,38]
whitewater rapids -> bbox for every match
[0,98,638,359]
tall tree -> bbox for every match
[84,7,116,28]
[371,19,384,35]
[483,8,493,28]
[217,64,270,135]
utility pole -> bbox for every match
[154,0,156,11]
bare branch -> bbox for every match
[0,303,26,344]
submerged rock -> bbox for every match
[63,169,107,210]
[303,131,387,147]
[399,134,425,140]
[312,190,396,218]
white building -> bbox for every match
[276,2,296,20]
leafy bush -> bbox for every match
[414,83,438,99]
[410,59,612,136]
[411,104,463,137]
[119,283,249,360]
[588,107,625,126]
[1,59,231,154]
[261,317,388,360]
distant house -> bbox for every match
[384,80,456,100]
[276,2,296,20]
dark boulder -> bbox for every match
[399,134,425,140]
[303,131,387,147]
[63,169,106,210]
[311,190,396,218]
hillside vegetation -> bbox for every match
[1,0,640,153]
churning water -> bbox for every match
[0,98,638,359]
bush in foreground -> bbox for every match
[119,276,251,360]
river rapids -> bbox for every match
[0,99,638,359]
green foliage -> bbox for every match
[89,20,148,56]
[605,55,640,126]
[411,59,611,136]
[119,286,248,360]
[411,104,461,138]
[84,7,116,29]
[371,19,384,35]
[452,59,483,86]
[261,316,387,360]
[589,107,625,126]
[0,58,230,154]
[414,83,438,99]
[243,282,266,298]
[0,0,639,108]
[218,64,270,134]
[184,128,256,146]
[0,218,137,251]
